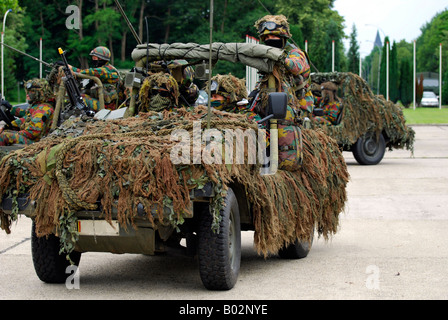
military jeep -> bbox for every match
[311,72,415,165]
[0,42,349,290]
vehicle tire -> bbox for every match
[278,228,314,259]
[197,188,241,290]
[31,222,81,283]
[352,132,386,165]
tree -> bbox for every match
[398,57,412,107]
[379,36,390,98]
[389,41,399,102]
[416,9,448,73]
[1,2,27,101]
[347,24,359,74]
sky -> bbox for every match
[333,0,448,57]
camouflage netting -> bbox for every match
[311,72,415,152]
[0,106,348,257]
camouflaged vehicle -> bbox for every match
[0,42,349,290]
[310,72,415,165]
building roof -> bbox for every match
[374,30,382,49]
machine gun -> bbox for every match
[57,47,95,117]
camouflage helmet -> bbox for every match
[254,15,291,41]
[320,82,339,102]
[139,72,180,111]
[168,59,195,86]
[205,74,248,104]
[90,46,111,61]
[24,78,54,104]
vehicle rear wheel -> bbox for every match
[352,132,386,165]
[197,188,241,290]
[278,228,314,259]
[31,222,81,283]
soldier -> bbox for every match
[69,46,121,111]
[254,14,314,117]
[206,74,261,123]
[313,82,342,125]
[168,60,199,107]
[0,79,54,146]
[139,72,180,112]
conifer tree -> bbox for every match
[389,41,399,102]
[347,24,360,74]
[399,57,412,106]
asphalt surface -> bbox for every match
[1,125,447,300]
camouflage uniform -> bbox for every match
[0,79,54,146]
[168,60,199,107]
[252,15,308,171]
[71,46,120,111]
[254,15,314,117]
[313,82,342,125]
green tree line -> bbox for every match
[1,0,447,105]
[361,9,448,106]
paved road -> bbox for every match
[1,125,447,300]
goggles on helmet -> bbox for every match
[210,80,219,94]
[258,21,286,34]
[25,82,41,90]
[151,86,172,98]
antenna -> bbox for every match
[206,0,214,129]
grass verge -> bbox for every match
[402,107,448,125]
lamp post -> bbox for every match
[1,9,12,101]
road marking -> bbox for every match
[0,237,30,254]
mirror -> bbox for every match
[267,92,287,120]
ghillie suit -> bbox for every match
[0,104,348,257]
[139,72,180,112]
[311,72,415,153]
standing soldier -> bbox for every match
[0,79,54,146]
[254,14,314,117]
[69,46,121,111]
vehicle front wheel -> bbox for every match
[352,132,386,165]
[197,188,241,290]
[31,222,81,283]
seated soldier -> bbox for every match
[0,79,54,146]
[138,72,180,112]
[206,74,261,123]
[313,81,342,125]
[69,46,121,112]
[168,60,199,108]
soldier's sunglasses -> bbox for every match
[258,21,285,33]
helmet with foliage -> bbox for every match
[90,46,111,61]
[254,14,291,41]
[24,78,54,104]
[205,74,247,110]
[139,72,180,112]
